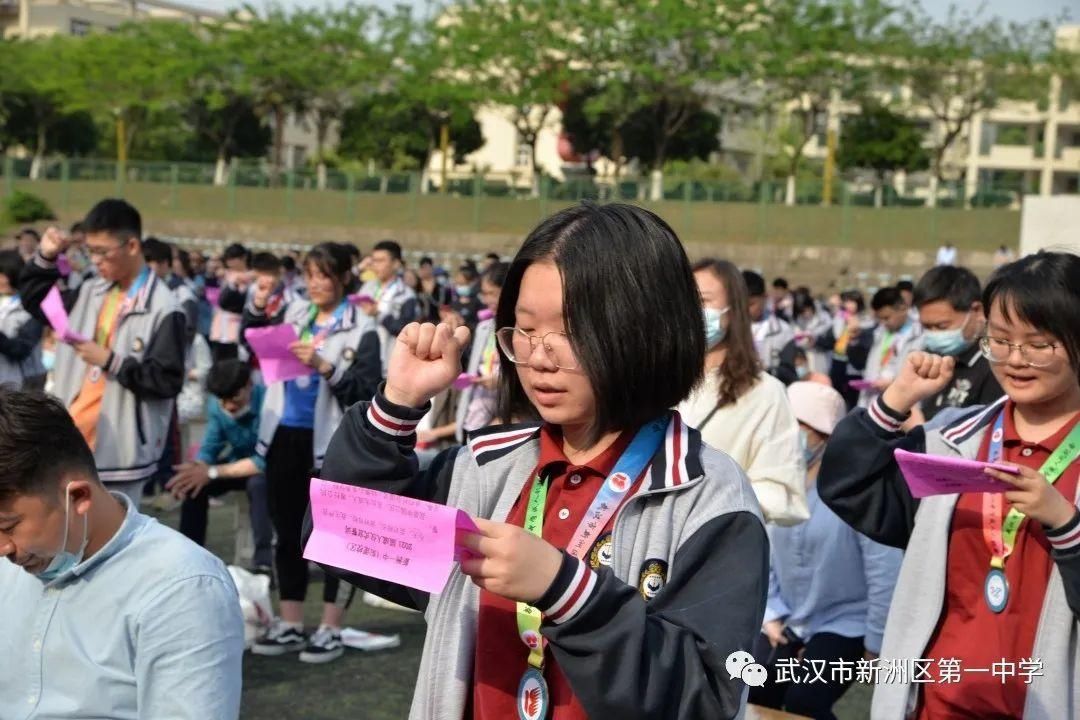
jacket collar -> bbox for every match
[940,395,1008,451]
[90,267,156,316]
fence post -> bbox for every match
[2,156,12,198]
[169,164,180,212]
[409,172,419,227]
[346,172,356,223]
[114,160,125,198]
[227,164,237,217]
[472,174,483,232]
[538,176,548,221]
[60,157,71,213]
[682,179,693,233]
[755,180,769,247]
[286,170,295,219]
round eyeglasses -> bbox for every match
[495,327,579,370]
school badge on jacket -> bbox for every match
[588,532,614,569]
[517,667,549,720]
[638,559,668,601]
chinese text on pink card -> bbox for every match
[303,478,477,594]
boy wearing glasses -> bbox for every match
[18,199,186,504]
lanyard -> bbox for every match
[515,416,668,671]
[983,409,1080,569]
[299,300,348,345]
[96,268,149,348]
[480,330,498,377]
[879,330,897,366]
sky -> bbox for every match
[184,0,1077,25]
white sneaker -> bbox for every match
[341,628,402,652]
[362,591,419,613]
[299,625,345,664]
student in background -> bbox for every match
[770,276,793,322]
[819,251,1080,719]
[416,256,452,323]
[913,266,1003,423]
[209,243,251,362]
[752,381,901,719]
[451,263,484,331]
[856,286,921,409]
[817,290,875,409]
[244,242,383,663]
[19,200,185,504]
[680,259,808,526]
[0,250,44,390]
[143,237,198,346]
[358,239,418,375]
[744,269,796,384]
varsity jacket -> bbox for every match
[20,253,186,483]
[307,391,770,720]
[245,298,382,469]
[359,277,418,374]
[856,322,922,408]
[453,318,496,443]
[0,295,44,387]
[818,396,1080,720]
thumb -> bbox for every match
[451,325,471,352]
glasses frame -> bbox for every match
[495,327,579,370]
[978,335,1059,368]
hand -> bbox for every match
[458,518,564,604]
[864,650,879,662]
[471,374,499,391]
[416,429,439,445]
[763,619,788,649]
[74,341,110,368]
[985,465,1078,529]
[252,277,275,309]
[846,313,862,332]
[881,351,955,415]
[166,462,211,499]
[39,226,71,260]
[288,341,327,371]
[384,322,471,408]
[225,270,252,290]
[873,377,892,392]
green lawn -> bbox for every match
[153,495,873,719]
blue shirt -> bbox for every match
[764,482,902,654]
[0,493,244,720]
[281,374,319,428]
[198,383,267,472]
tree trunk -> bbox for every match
[29,123,46,181]
[214,153,228,187]
[785,174,797,206]
[927,174,939,208]
[529,137,541,198]
[873,182,883,208]
[316,162,327,191]
[271,105,286,181]
[420,144,433,195]
[649,169,664,202]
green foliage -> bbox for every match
[3,191,56,224]
[837,102,929,178]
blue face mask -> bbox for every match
[923,313,973,357]
[800,428,825,466]
[703,306,729,349]
[456,285,473,298]
[796,365,810,380]
[36,484,89,582]
[41,349,56,373]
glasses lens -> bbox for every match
[980,337,1009,363]
[496,328,529,364]
[1024,344,1056,367]
[544,333,578,370]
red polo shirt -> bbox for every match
[917,401,1080,719]
[472,425,639,720]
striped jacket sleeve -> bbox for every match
[1045,511,1080,619]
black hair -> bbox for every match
[0,250,25,287]
[373,239,403,262]
[496,203,704,445]
[772,277,789,290]
[896,280,914,294]
[174,248,193,279]
[913,266,981,311]
[420,256,433,267]
[792,289,817,317]
[741,269,766,298]
[69,221,84,235]
[841,289,866,313]
[281,255,296,273]
[482,261,509,288]
[251,251,282,274]
[206,359,252,400]
[871,286,904,311]
[82,198,141,242]
[984,252,1080,374]
[17,228,40,242]
[141,236,172,264]
[485,252,501,262]
[345,243,361,261]
[222,243,249,263]
[0,388,98,501]
[457,264,479,284]
[304,242,352,296]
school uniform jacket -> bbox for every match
[453,318,496,443]
[0,296,44,387]
[244,299,382,469]
[818,396,1080,720]
[305,391,770,720]
[359,277,418,374]
[19,253,186,483]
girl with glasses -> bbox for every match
[312,203,769,720]
[818,251,1080,720]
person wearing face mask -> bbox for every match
[786,288,833,378]
[168,359,273,574]
[0,388,243,719]
[679,259,809,526]
[751,381,902,719]
[451,263,484,330]
[913,266,1003,423]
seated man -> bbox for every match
[0,388,243,719]
[170,359,273,572]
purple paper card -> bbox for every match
[894,448,1018,498]
[304,478,479,593]
[348,293,375,305]
[243,324,312,385]
[849,379,875,392]
[56,254,72,277]
[453,372,476,390]
[41,285,87,344]
[205,286,222,306]
[477,308,495,322]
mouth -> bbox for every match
[1004,371,1039,389]
[531,384,566,407]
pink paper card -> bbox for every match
[56,254,72,277]
[453,372,476,390]
[243,324,311,385]
[41,285,86,344]
[303,478,479,594]
[205,286,222,306]
[849,379,875,392]
[348,293,375,305]
[894,448,1019,498]
[477,308,495,321]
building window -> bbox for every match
[515,138,532,168]
[70,19,91,36]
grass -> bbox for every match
[152,495,873,720]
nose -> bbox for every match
[526,338,557,371]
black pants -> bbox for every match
[178,474,274,569]
[266,426,353,606]
[749,631,865,720]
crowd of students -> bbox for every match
[0,196,1076,720]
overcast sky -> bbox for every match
[185,0,1076,25]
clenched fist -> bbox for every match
[881,351,956,414]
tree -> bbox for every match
[837,102,929,206]
[891,4,1050,206]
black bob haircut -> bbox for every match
[141,236,172,264]
[0,250,25,287]
[222,243,249,262]
[82,198,141,243]
[0,388,98,502]
[896,280,914,293]
[871,286,904,311]
[252,251,282,274]
[984,251,1080,375]
[913,266,981,311]
[496,202,705,445]
[483,261,509,288]
[373,239,403,262]
[741,270,766,298]
[206,359,252,400]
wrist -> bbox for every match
[383,382,429,409]
[207,465,219,481]
[881,385,917,415]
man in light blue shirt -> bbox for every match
[0,388,243,720]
